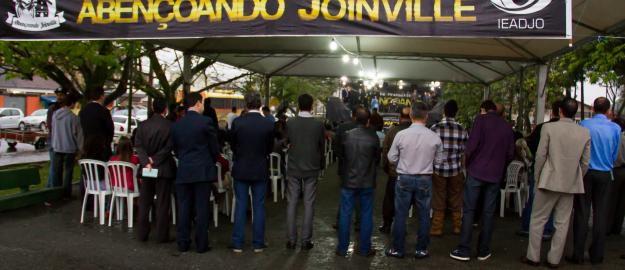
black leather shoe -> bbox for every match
[544,261,559,269]
[286,241,296,250]
[302,241,314,250]
[520,256,540,266]
[378,225,391,234]
[359,249,376,258]
[385,248,404,259]
[564,256,583,265]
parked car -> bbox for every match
[113,109,148,121]
[0,108,24,129]
[19,109,48,131]
[112,115,138,136]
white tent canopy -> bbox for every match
[154,0,625,84]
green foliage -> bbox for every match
[270,76,337,107]
[0,41,138,102]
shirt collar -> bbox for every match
[247,110,261,114]
[298,111,314,118]
[410,123,425,128]
[442,117,456,123]
[560,118,574,123]
[593,114,608,120]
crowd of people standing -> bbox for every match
[44,87,625,266]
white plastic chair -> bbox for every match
[79,159,112,225]
[211,162,231,228]
[269,153,284,202]
[500,161,525,218]
[107,161,140,228]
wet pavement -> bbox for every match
[1,163,624,270]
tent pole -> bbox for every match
[264,75,271,107]
[580,77,585,120]
[183,52,192,96]
[483,85,490,101]
[535,64,548,125]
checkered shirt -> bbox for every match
[431,118,468,177]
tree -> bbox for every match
[0,40,138,105]
[137,44,253,105]
[585,38,625,115]
[270,76,336,110]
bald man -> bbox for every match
[379,107,412,233]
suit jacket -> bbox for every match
[135,114,177,179]
[172,111,220,184]
[79,101,114,159]
[534,118,591,194]
[228,112,274,181]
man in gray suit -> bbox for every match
[522,98,590,267]
[285,94,326,250]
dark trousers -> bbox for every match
[176,182,211,253]
[607,167,625,235]
[572,170,612,263]
[457,175,500,255]
[137,178,173,243]
[53,152,75,198]
[381,176,396,226]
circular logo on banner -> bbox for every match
[5,0,66,31]
[491,0,552,15]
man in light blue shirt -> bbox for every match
[568,97,621,265]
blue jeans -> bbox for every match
[47,147,55,188]
[521,174,555,235]
[337,187,374,255]
[457,175,499,255]
[231,179,267,249]
[392,174,432,254]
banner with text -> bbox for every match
[0,0,571,40]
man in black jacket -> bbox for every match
[228,92,274,253]
[285,94,325,250]
[203,98,219,129]
[79,87,114,161]
[336,107,380,257]
[171,93,220,253]
[135,98,177,243]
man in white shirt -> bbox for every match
[226,106,238,130]
[385,102,443,259]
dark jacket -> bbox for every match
[79,101,114,159]
[526,118,559,157]
[334,121,357,178]
[341,126,380,189]
[465,112,515,183]
[203,106,219,130]
[286,116,325,178]
[228,112,274,181]
[46,102,60,144]
[382,121,411,178]
[135,114,177,179]
[172,111,220,184]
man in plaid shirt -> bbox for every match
[430,100,468,236]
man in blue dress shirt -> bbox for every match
[567,97,621,265]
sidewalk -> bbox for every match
[0,162,624,269]
[0,140,49,167]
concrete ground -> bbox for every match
[1,163,624,270]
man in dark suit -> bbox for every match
[79,87,114,161]
[228,92,274,253]
[203,97,219,129]
[135,98,177,243]
[171,93,220,253]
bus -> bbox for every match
[202,91,245,122]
